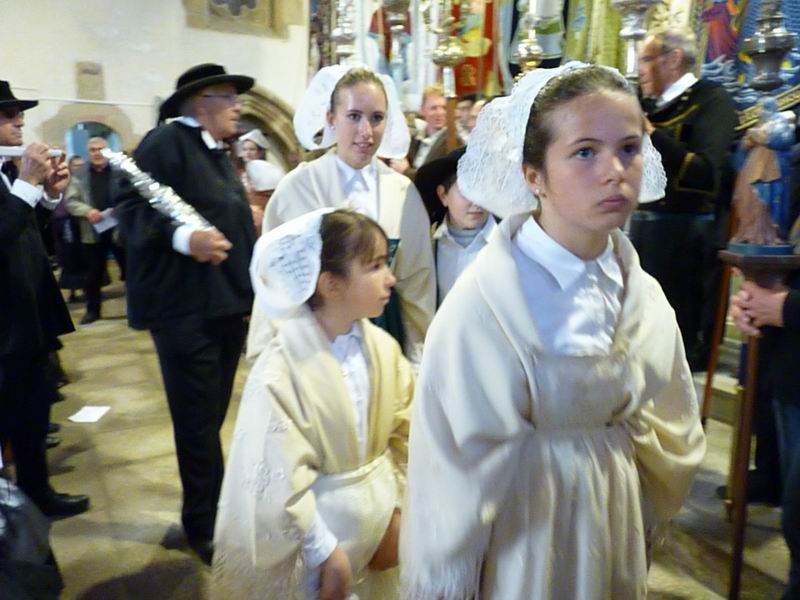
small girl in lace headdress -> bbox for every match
[213,209,413,600]
[400,64,706,599]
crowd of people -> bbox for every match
[1,23,798,600]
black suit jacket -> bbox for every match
[643,79,738,214]
[115,122,256,330]
[0,180,74,358]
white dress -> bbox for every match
[400,214,707,599]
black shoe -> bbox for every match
[79,312,100,325]
[37,491,90,517]
[45,435,61,449]
[48,422,61,434]
[187,535,214,566]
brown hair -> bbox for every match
[308,209,388,309]
[329,68,387,113]
[522,66,636,170]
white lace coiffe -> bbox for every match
[249,208,334,319]
[293,64,411,160]
[457,61,668,219]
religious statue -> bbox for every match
[731,96,796,248]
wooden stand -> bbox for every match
[717,250,800,600]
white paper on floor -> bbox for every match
[68,406,111,423]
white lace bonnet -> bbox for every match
[249,208,335,319]
[293,64,410,160]
[457,61,667,218]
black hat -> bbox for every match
[414,147,466,227]
[159,63,254,120]
[0,81,38,112]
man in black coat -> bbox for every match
[115,64,257,565]
[0,80,89,516]
[632,27,738,370]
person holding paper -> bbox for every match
[64,136,126,324]
[0,79,89,517]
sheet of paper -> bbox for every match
[92,208,118,233]
[68,406,111,423]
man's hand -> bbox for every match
[368,509,400,571]
[189,229,232,265]
[318,545,353,600]
[44,155,70,197]
[18,143,52,185]
[730,280,788,337]
[389,158,410,175]
[643,117,655,136]
[250,205,264,236]
[86,208,103,225]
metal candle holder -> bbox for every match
[611,0,660,83]
[431,0,465,97]
[741,0,797,92]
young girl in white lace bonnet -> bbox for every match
[214,209,414,600]
[400,64,705,599]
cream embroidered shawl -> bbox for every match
[213,307,414,599]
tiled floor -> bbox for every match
[42,280,789,599]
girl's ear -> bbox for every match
[317,271,343,301]
[326,109,335,129]
[436,184,449,207]
[522,163,543,195]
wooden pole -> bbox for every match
[446,96,458,152]
[702,207,739,427]
[727,335,759,600]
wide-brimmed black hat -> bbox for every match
[159,63,254,120]
[414,147,466,227]
[0,80,38,112]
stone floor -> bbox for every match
[40,279,790,599]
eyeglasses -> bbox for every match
[200,93,241,105]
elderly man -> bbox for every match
[116,64,257,565]
[64,136,126,324]
[0,80,89,516]
[631,27,737,370]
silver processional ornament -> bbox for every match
[101,148,214,231]
[611,0,661,84]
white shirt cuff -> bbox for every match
[10,179,42,208]
[40,193,61,211]
[172,225,198,255]
[302,513,338,569]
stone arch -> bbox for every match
[39,103,141,153]
[240,86,302,171]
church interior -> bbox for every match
[2,0,800,598]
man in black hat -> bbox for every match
[0,80,90,516]
[115,63,257,565]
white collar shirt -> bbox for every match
[657,72,698,108]
[412,118,445,169]
[302,321,372,570]
[334,155,379,221]
[511,216,624,355]
[175,116,224,150]
[434,216,496,305]
[329,322,371,462]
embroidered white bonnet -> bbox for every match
[249,208,335,319]
[457,61,667,218]
[293,64,410,160]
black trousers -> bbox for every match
[0,353,55,503]
[84,230,126,316]
[150,315,247,541]
[629,214,718,366]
